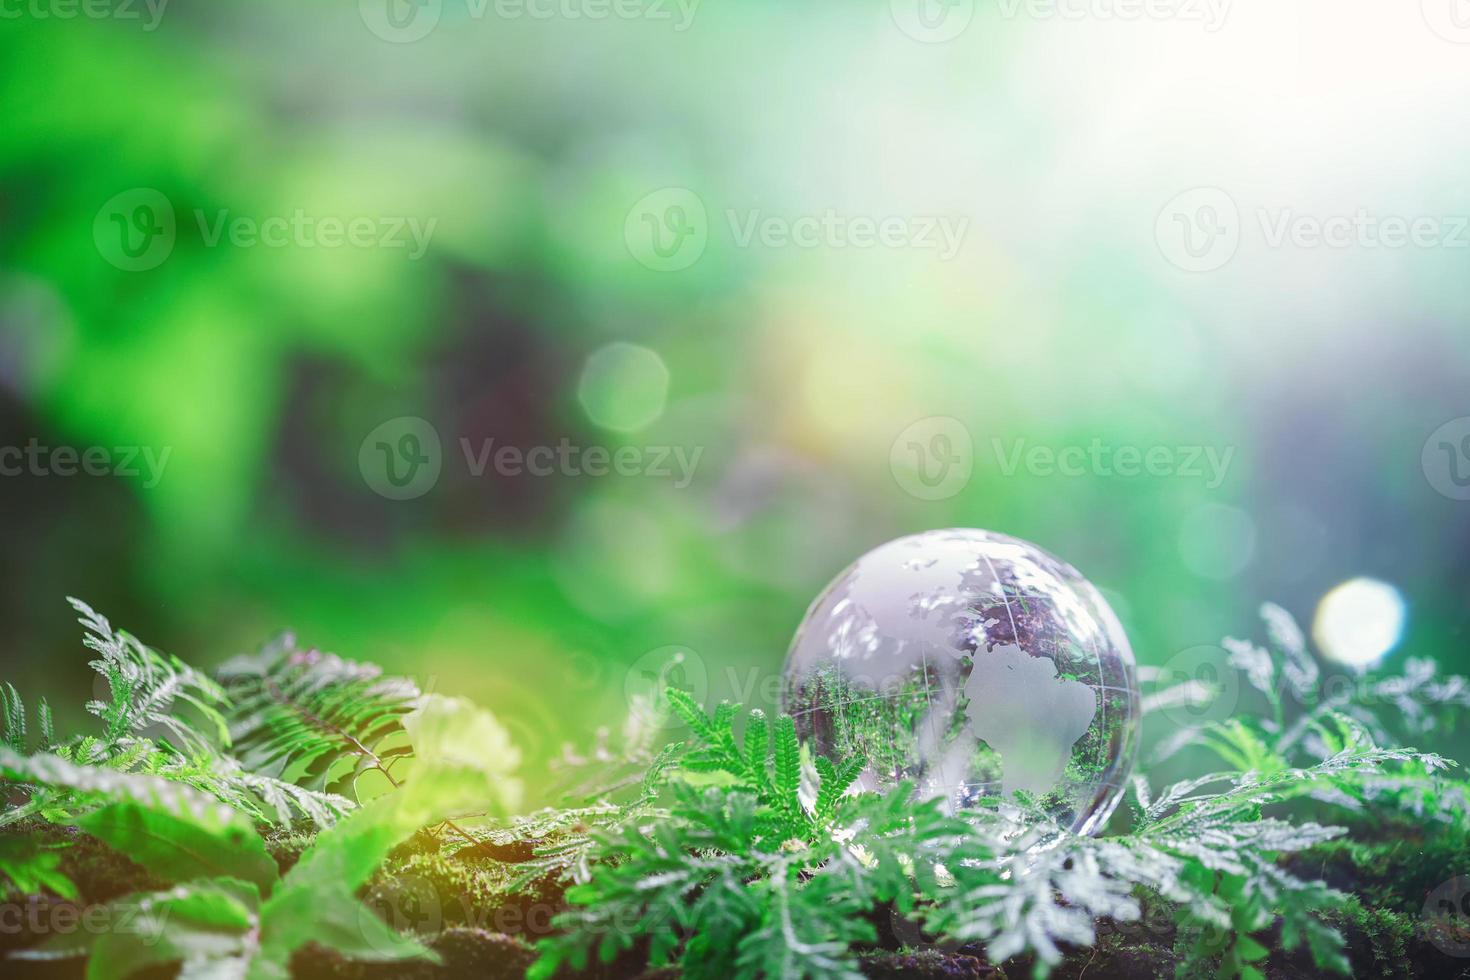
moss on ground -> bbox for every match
[1289,823,1469,914]
[5,820,1470,979]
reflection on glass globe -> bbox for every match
[781,529,1139,835]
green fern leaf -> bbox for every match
[2,683,24,752]
[665,688,715,739]
[37,698,54,751]
[743,710,771,789]
[218,632,420,798]
[772,717,799,795]
[67,597,228,757]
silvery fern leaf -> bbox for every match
[218,632,420,797]
[1260,602,1319,701]
[1221,636,1276,700]
[68,597,228,756]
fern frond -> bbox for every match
[813,755,863,821]
[37,698,54,750]
[0,747,243,830]
[743,710,770,791]
[67,597,228,756]
[116,748,355,829]
[772,715,800,802]
[218,632,420,798]
[2,683,25,752]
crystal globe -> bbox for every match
[781,529,1139,835]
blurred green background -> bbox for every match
[2,2,1468,802]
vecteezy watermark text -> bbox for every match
[995,0,1229,30]
[992,437,1234,489]
[460,437,702,489]
[195,210,436,260]
[725,210,969,261]
[0,0,168,30]
[887,418,1235,501]
[623,188,971,272]
[358,417,704,500]
[359,0,700,44]
[1156,187,1470,272]
[1,898,168,943]
[889,0,1228,43]
[0,440,172,489]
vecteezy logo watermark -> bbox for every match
[624,188,708,272]
[1158,187,1470,272]
[624,646,708,731]
[359,0,442,43]
[1422,0,1470,44]
[0,0,169,30]
[889,906,962,954]
[359,417,443,501]
[889,0,975,43]
[358,874,442,954]
[625,188,971,272]
[889,416,974,501]
[1156,187,1240,273]
[360,0,699,43]
[726,210,968,260]
[461,438,702,488]
[1423,876,1470,957]
[94,189,176,272]
[94,189,437,271]
[1151,644,1242,728]
[1423,417,1470,501]
[0,440,172,489]
[992,438,1235,489]
[994,0,1230,30]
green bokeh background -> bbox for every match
[2,3,1468,802]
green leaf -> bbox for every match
[1236,936,1269,961]
[77,801,278,894]
[218,633,420,797]
[37,698,54,750]
[772,715,804,833]
[0,835,78,899]
[2,683,25,752]
[814,755,864,820]
[743,710,769,786]
[15,877,260,980]
[256,755,516,972]
[2,749,232,825]
[664,688,713,739]
[68,598,228,757]
[269,886,433,965]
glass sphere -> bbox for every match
[781,529,1139,835]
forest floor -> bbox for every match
[3,819,1468,980]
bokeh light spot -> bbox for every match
[1313,578,1406,672]
[1177,503,1256,580]
[578,342,669,433]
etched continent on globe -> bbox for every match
[963,644,1097,798]
[781,528,1139,835]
